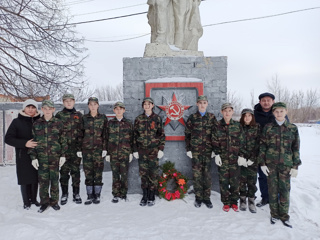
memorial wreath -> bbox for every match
[158,161,188,201]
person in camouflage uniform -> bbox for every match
[212,103,247,212]
[133,97,165,207]
[239,108,261,213]
[55,93,83,205]
[106,102,133,203]
[258,102,301,228]
[185,95,218,209]
[29,100,68,213]
[80,97,108,205]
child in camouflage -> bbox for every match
[79,97,108,205]
[105,101,133,203]
[133,97,165,207]
[185,95,218,209]
[258,102,301,228]
[212,103,247,212]
[239,108,261,213]
[29,100,67,213]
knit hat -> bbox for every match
[259,92,275,100]
[221,103,233,110]
[272,102,287,111]
[88,97,99,105]
[114,101,125,109]
[22,99,38,110]
[142,97,154,104]
[62,93,75,100]
[197,95,208,102]
[241,108,254,115]
[42,100,54,108]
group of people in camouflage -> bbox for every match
[5,91,301,228]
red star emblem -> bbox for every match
[157,93,191,126]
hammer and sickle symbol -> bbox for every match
[170,105,180,115]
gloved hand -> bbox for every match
[186,151,192,158]
[32,159,39,170]
[247,159,254,166]
[215,155,222,166]
[211,151,216,158]
[157,150,164,159]
[105,155,110,162]
[238,157,247,167]
[261,166,270,176]
[133,152,139,159]
[77,152,82,158]
[59,157,66,167]
[129,154,133,163]
[289,168,298,178]
[102,150,107,158]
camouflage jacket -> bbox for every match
[81,112,108,150]
[212,118,246,164]
[242,124,261,166]
[185,111,218,154]
[258,120,301,169]
[29,116,68,160]
[55,108,83,150]
[133,112,165,151]
[107,117,133,156]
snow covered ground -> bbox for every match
[0,125,319,240]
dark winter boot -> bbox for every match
[147,189,155,207]
[140,188,148,206]
[20,185,31,210]
[60,185,68,205]
[84,186,94,205]
[240,196,247,211]
[72,186,82,204]
[30,183,40,207]
[248,197,257,213]
[92,185,102,204]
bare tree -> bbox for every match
[0,0,87,99]
[94,83,123,102]
[267,74,290,102]
[227,90,243,115]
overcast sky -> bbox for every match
[67,0,320,106]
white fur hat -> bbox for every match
[22,99,38,110]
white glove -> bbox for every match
[133,152,139,159]
[105,155,110,162]
[77,151,82,158]
[247,159,254,166]
[59,157,66,167]
[289,168,298,178]
[261,166,270,176]
[215,155,222,166]
[129,154,133,163]
[186,151,192,158]
[157,150,164,159]
[238,157,247,167]
[211,151,216,158]
[102,150,107,158]
[32,159,39,170]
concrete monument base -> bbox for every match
[144,43,204,58]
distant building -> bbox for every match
[0,94,50,102]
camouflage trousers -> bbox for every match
[138,148,159,191]
[110,154,129,197]
[239,165,258,198]
[218,163,240,205]
[82,149,104,186]
[37,155,60,205]
[267,164,291,221]
[192,152,212,201]
[60,147,82,188]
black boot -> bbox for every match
[84,186,94,205]
[60,185,68,205]
[20,185,31,210]
[147,189,155,207]
[92,186,102,204]
[140,188,148,207]
[73,186,82,204]
[30,184,40,207]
